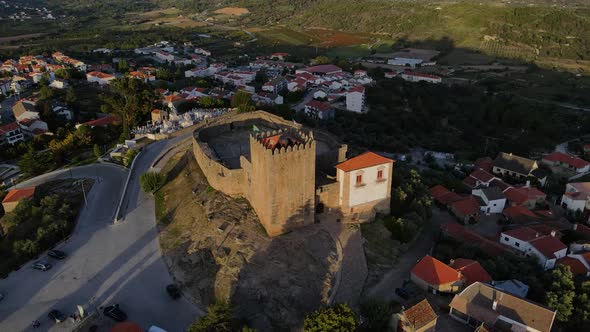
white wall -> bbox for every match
[500,233,531,253]
[341,163,391,207]
[346,91,363,113]
[561,195,586,212]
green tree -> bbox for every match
[12,239,39,260]
[65,86,77,106]
[39,86,54,100]
[93,144,102,158]
[303,304,357,332]
[360,299,392,332]
[156,68,173,81]
[187,300,232,332]
[18,144,53,177]
[100,77,155,139]
[231,91,255,114]
[312,56,331,65]
[545,265,575,322]
[139,172,165,194]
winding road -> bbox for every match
[0,134,200,332]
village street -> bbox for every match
[0,134,201,332]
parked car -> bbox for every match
[47,249,67,260]
[395,287,410,300]
[48,309,67,323]
[32,262,52,271]
[166,284,181,299]
[103,304,127,322]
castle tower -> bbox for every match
[247,128,316,236]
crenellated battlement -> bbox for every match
[251,127,315,156]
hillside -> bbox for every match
[4,0,590,67]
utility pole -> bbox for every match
[79,180,87,206]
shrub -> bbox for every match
[140,172,165,194]
[304,303,357,332]
[187,300,232,332]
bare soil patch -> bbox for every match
[214,7,250,16]
[157,149,338,331]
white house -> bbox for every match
[335,152,394,223]
[185,67,211,78]
[500,227,566,270]
[560,182,590,214]
[86,71,115,85]
[345,85,365,113]
[18,118,48,137]
[194,48,211,56]
[0,122,25,146]
[262,76,287,94]
[471,187,506,214]
[542,151,590,174]
[527,236,567,270]
[155,51,175,62]
[304,100,334,120]
[313,89,328,99]
[400,72,442,84]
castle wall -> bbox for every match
[192,135,245,196]
[316,181,340,210]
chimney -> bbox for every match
[573,224,578,231]
[551,230,557,237]
[525,180,530,187]
[492,300,498,311]
[535,232,540,238]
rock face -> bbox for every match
[159,152,338,331]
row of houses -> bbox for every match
[408,254,557,332]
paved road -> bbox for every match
[363,208,452,302]
[0,133,200,332]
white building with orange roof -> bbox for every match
[335,151,394,222]
[86,71,116,85]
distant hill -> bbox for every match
[10,0,590,63]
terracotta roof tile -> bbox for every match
[449,258,492,286]
[529,236,567,259]
[2,186,35,203]
[336,152,394,172]
[502,227,540,242]
[557,256,589,276]
[411,255,462,286]
[402,299,437,330]
[543,152,590,169]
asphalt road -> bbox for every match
[0,134,200,332]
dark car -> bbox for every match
[103,304,127,322]
[48,309,67,323]
[395,287,410,300]
[166,284,181,299]
[47,249,67,260]
[32,262,52,271]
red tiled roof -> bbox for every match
[470,169,495,183]
[411,255,462,286]
[300,64,342,74]
[557,257,589,276]
[440,223,507,256]
[502,227,540,242]
[2,186,35,203]
[152,109,161,114]
[0,122,20,134]
[529,236,567,259]
[305,100,332,112]
[503,206,537,219]
[449,258,492,286]
[463,175,477,188]
[336,152,394,172]
[82,115,119,127]
[575,223,590,238]
[260,134,301,151]
[271,52,289,57]
[543,152,590,169]
[451,196,480,216]
[87,71,114,79]
[402,299,437,330]
[429,185,463,205]
[347,85,365,93]
[504,187,546,205]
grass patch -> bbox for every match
[360,218,401,267]
[154,190,166,224]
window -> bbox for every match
[504,237,509,241]
[515,242,520,247]
[377,170,384,181]
[356,175,363,185]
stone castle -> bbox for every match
[193,111,393,236]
